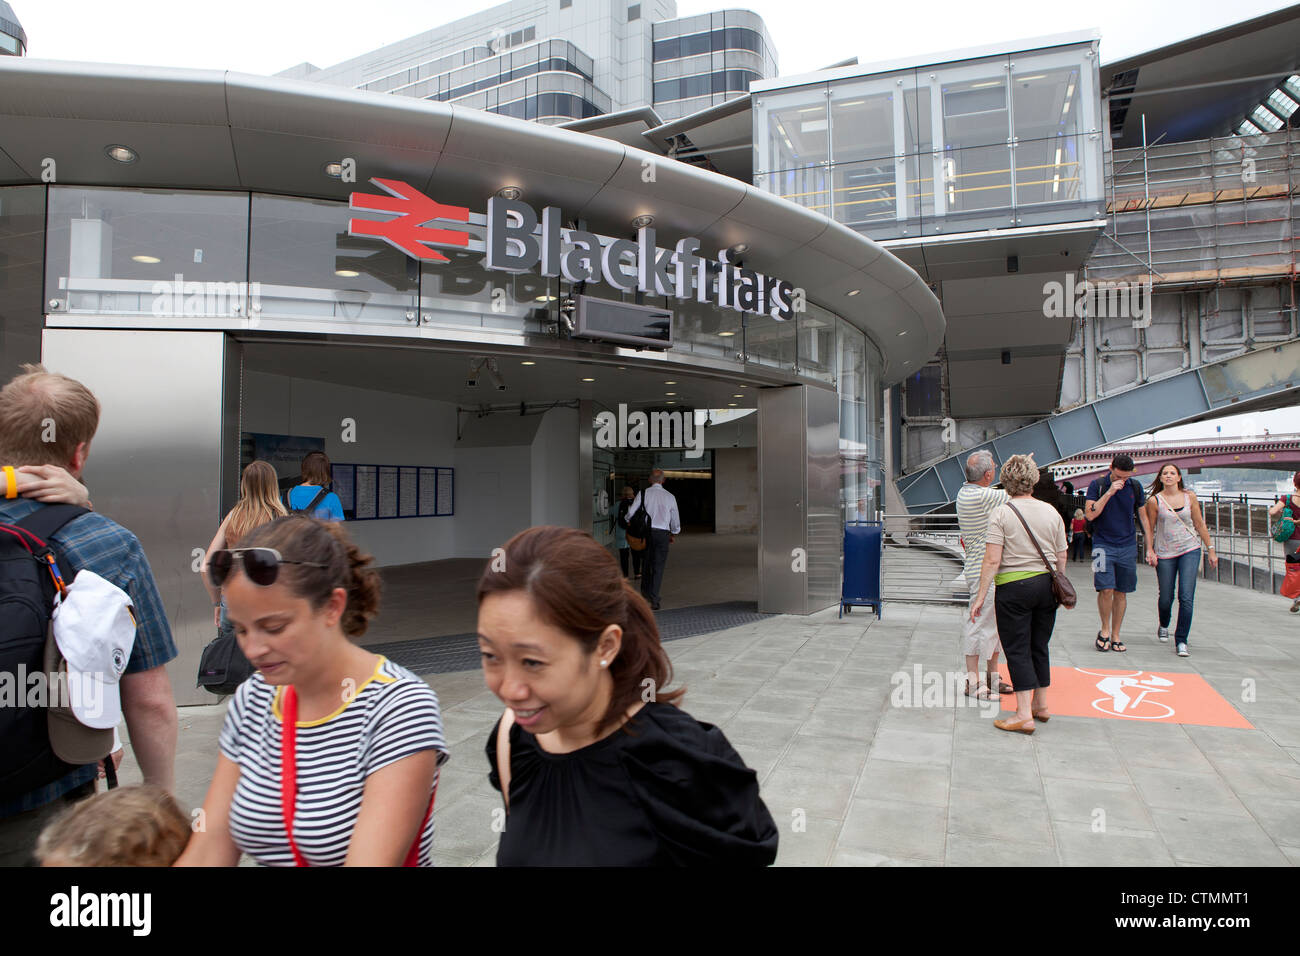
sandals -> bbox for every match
[1095,631,1112,652]
[1111,640,1127,652]
[988,674,1014,695]
[964,678,999,702]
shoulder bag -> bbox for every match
[279,684,436,866]
[1007,501,1077,609]
[1271,500,1296,544]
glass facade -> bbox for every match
[33,182,887,527]
[652,10,778,120]
[754,42,1103,240]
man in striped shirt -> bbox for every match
[956,450,1013,701]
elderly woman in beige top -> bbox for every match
[970,454,1070,735]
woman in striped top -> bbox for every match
[177,516,448,866]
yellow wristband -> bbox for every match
[2,466,16,499]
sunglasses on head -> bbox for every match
[208,548,329,588]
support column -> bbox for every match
[758,383,840,614]
[41,329,242,706]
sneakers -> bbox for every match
[1157,627,1170,642]
[1176,643,1189,657]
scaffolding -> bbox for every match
[1088,126,1298,288]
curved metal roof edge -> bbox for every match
[0,56,943,383]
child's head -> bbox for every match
[37,785,191,867]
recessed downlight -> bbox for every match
[521,361,536,366]
[718,331,735,337]
[665,392,676,396]
[846,289,860,297]
[581,377,595,382]
[897,330,907,336]
[335,269,360,277]
[323,162,345,179]
[131,255,161,264]
[105,145,137,164]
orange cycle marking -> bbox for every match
[993,664,1253,729]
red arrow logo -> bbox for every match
[347,178,470,262]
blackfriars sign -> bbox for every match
[347,179,800,321]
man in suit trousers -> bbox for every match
[626,469,681,611]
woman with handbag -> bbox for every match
[1142,463,1217,657]
[478,525,778,865]
[1268,471,1300,613]
[198,461,288,694]
[970,454,1070,736]
[178,516,448,866]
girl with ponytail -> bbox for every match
[179,516,448,867]
[477,525,778,866]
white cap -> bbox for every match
[51,569,137,730]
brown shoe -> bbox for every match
[994,716,1036,735]
[1032,711,1051,722]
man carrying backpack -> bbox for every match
[1085,453,1153,653]
[0,365,178,865]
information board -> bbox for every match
[399,467,419,518]
[377,466,399,518]
[354,466,378,520]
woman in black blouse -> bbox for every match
[478,525,778,866]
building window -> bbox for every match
[628,4,641,20]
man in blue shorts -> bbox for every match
[1085,453,1153,653]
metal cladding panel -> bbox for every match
[936,457,966,499]
[1094,373,1208,441]
[758,386,807,614]
[805,383,841,613]
[41,329,233,706]
[902,469,947,514]
[1201,340,1300,407]
[1047,405,1106,458]
[992,419,1060,468]
[576,150,748,239]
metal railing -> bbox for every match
[1198,495,1299,594]
[879,513,968,605]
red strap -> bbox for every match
[279,686,309,867]
[280,684,436,868]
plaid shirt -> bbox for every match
[0,499,177,816]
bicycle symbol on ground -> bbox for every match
[1074,668,1176,720]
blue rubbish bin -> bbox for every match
[842,521,883,619]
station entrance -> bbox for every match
[233,336,763,648]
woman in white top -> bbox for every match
[1142,463,1216,658]
[177,516,448,866]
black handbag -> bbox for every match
[196,616,254,696]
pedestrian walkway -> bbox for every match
[130,561,1300,866]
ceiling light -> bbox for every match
[1284,76,1300,100]
[534,294,557,302]
[738,384,748,388]
[1016,74,1046,82]
[1250,105,1283,131]
[581,377,595,382]
[897,330,907,336]
[631,214,654,229]
[521,361,536,365]
[718,331,735,337]
[970,81,1001,90]
[664,380,677,384]
[728,403,737,407]
[335,269,360,277]
[105,145,137,164]
[797,106,821,114]
[665,392,676,396]
[131,255,161,264]
[846,289,860,296]
[497,185,523,200]
[733,393,743,397]
[837,100,864,107]
[323,162,344,179]
[666,400,677,405]
[728,243,749,258]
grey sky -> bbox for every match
[14,0,1298,75]
[12,0,1298,439]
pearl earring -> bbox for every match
[600,660,608,668]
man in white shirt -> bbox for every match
[627,469,681,611]
[956,450,1013,701]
